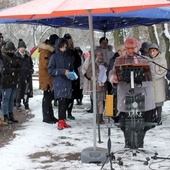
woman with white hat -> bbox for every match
[148,43,167,125]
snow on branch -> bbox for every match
[163,23,170,51]
[152,24,160,46]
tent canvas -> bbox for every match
[1,6,170,32]
[0,0,169,20]
[6,8,170,32]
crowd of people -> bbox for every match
[0,32,169,149]
[0,33,34,125]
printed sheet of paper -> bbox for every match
[98,65,107,83]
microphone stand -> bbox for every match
[133,52,168,71]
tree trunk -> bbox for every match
[161,24,170,68]
[148,26,157,43]
[132,27,139,39]
[113,29,124,49]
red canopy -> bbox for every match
[0,0,169,19]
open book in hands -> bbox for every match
[67,71,78,80]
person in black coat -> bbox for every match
[106,52,119,84]
[0,33,5,109]
[15,39,34,110]
[48,38,74,130]
[64,33,81,120]
[1,41,20,124]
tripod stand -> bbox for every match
[100,117,115,170]
[114,64,157,166]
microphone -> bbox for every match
[133,52,139,56]
[134,52,168,71]
[133,52,149,61]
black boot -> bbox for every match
[156,106,162,125]
[67,99,75,120]
[79,94,83,105]
[42,110,56,124]
[9,112,19,123]
[43,119,56,124]
[4,114,13,124]
[24,105,30,111]
[49,103,58,123]
[86,109,93,113]
[42,91,57,124]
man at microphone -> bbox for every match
[109,38,156,149]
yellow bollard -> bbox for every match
[105,95,114,117]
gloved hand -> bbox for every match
[84,73,90,80]
[30,69,34,74]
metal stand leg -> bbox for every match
[100,117,115,170]
[151,152,170,160]
[97,100,103,143]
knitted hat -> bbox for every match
[64,33,72,40]
[4,41,16,51]
[18,39,26,48]
[1,40,6,46]
[148,43,160,51]
[94,48,103,56]
[141,42,150,50]
[4,38,11,43]
[49,34,59,45]
[116,44,125,51]
[124,38,141,50]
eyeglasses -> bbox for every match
[101,41,108,44]
[125,46,137,50]
[118,49,126,52]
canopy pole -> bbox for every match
[80,10,107,165]
[87,9,97,150]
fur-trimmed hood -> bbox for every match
[38,42,55,53]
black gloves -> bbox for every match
[30,69,34,74]
[84,73,90,80]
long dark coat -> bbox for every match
[15,50,34,99]
[0,51,3,85]
[1,52,21,88]
[67,48,81,99]
[47,38,74,99]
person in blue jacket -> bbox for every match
[48,38,74,130]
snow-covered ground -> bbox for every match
[0,80,170,170]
